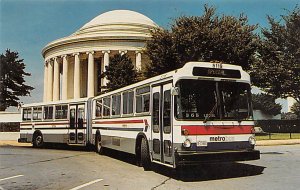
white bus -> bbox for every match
[19,62,260,169]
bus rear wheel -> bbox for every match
[33,132,44,148]
[95,134,103,154]
[141,138,151,170]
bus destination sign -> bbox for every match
[192,67,241,79]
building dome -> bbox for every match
[71,10,157,38]
[42,10,157,59]
[80,10,157,30]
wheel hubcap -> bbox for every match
[36,136,42,144]
[97,137,101,151]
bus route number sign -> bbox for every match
[192,67,241,79]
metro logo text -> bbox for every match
[209,136,234,142]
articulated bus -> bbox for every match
[19,62,260,169]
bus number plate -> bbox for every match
[197,141,208,147]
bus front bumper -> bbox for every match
[175,149,260,166]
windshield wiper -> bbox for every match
[203,102,218,123]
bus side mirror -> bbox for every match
[171,87,180,96]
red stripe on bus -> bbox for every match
[94,119,144,124]
[20,122,86,126]
[181,125,253,135]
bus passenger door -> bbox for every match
[151,83,173,165]
[69,104,85,144]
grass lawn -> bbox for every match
[256,133,300,140]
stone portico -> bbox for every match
[42,10,157,102]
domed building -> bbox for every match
[42,10,158,102]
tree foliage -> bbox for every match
[0,49,34,111]
[144,5,259,78]
[252,94,282,116]
[281,112,298,120]
[291,102,300,119]
[103,54,138,91]
[251,6,300,104]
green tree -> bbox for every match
[251,7,300,104]
[252,94,282,116]
[0,49,34,111]
[103,54,138,91]
[145,5,259,78]
[291,102,300,119]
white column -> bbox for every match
[43,62,48,102]
[62,55,68,100]
[74,53,80,99]
[87,51,95,97]
[135,51,142,70]
[47,60,53,101]
[53,57,60,101]
[102,50,110,87]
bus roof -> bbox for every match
[22,62,250,107]
[22,97,89,108]
[92,61,250,99]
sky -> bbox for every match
[0,0,298,111]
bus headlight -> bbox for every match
[183,139,191,148]
[248,136,256,145]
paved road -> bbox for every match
[0,144,299,190]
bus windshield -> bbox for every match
[175,79,253,121]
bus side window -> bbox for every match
[32,107,37,120]
[136,86,150,113]
[95,99,102,118]
[112,94,121,116]
[163,90,171,134]
[27,108,32,121]
[22,108,27,121]
[55,105,68,119]
[44,106,53,120]
[123,91,134,115]
[23,108,32,121]
[70,109,75,129]
[152,92,159,133]
[61,105,68,119]
[33,107,42,121]
[103,97,111,117]
[128,91,134,114]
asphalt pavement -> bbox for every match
[1,144,300,190]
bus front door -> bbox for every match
[151,83,173,165]
[69,104,85,144]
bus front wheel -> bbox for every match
[33,132,44,148]
[141,138,151,170]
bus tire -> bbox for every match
[32,132,44,148]
[141,137,151,170]
[95,134,103,155]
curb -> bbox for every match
[256,139,300,146]
[0,140,31,147]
